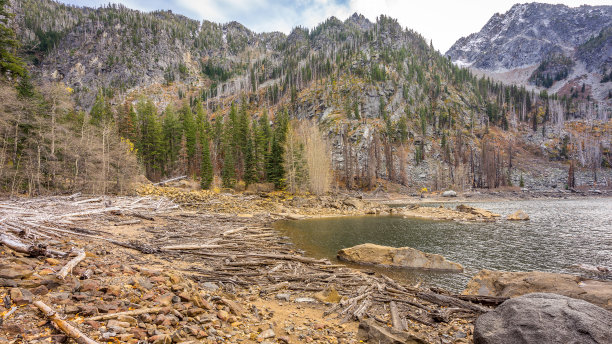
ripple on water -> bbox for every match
[275,198,612,292]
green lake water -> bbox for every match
[275,198,612,292]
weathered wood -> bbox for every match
[114,219,142,226]
[416,292,490,314]
[154,175,186,185]
[222,226,246,236]
[87,307,164,321]
[389,301,405,331]
[0,234,46,256]
[161,244,224,250]
[33,301,99,344]
[57,250,86,279]
[453,294,509,306]
[130,212,155,221]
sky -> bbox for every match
[58,0,611,52]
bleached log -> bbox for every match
[222,226,246,236]
[33,301,99,344]
[57,249,86,279]
[0,234,46,256]
[87,307,163,321]
[161,244,223,250]
[154,175,186,185]
[389,301,405,331]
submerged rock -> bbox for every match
[337,243,463,272]
[463,269,612,310]
[506,210,529,221]
[474,293,612,344]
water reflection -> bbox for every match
[275,198,612,292]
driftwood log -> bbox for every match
[0,234,47,256]
[33,301,99,344]
[57,249,86,279]
[87,307,164,321]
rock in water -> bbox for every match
[442,190,457,197]
[474,293,612,344]
[456,204,500,218]
[463,269,612,311]
[337,243,463,272]
[506,210,529,221]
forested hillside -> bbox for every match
[2,0,610,195]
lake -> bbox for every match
[275,198,612,292]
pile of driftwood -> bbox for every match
[0,194,506,342]
[0,194,179,258]
[145,212,507,338]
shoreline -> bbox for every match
[0,190,483,344]
[1,188,609,343]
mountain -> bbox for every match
[4,0,611,195]
[446,3,612,103]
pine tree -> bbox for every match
[136,98,164,180]
[256,111,271,180]
[200,135,213,189]
[0,0,26,79]
[244,134,256,186]
[221,146,235,188]
[179,103,197,174]
[162,105,181,174]
[90,92,114,126]
[267,134,285,189]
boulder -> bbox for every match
[506,210,529,221]
[463,269,612,310]
[442,190,457,197]
[474,293,612,344]
[337,243,463,272]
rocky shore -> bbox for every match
[1,188,490,344]
[2,186,610,344]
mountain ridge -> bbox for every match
[445,2,612,103]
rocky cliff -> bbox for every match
[446,3,612,103]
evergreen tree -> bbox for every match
[244,133,256,186]
[90,92,114,126]
[162,105,181,174]
[136,98,164,180]
[267,134,285,189]
[221,146,235,188]
[179,102,197,173]
[200,135,213,189]
[256,111,271,180]
[0,0,26,79]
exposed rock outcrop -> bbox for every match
[455,205,500,219]
[474,293,612,344]
[400,205,500,222]
[463,269,612,310]
[337,243,463,272]
[506,210,529,221]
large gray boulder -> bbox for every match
[474,293,612,344]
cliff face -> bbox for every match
[446,3,612,103]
